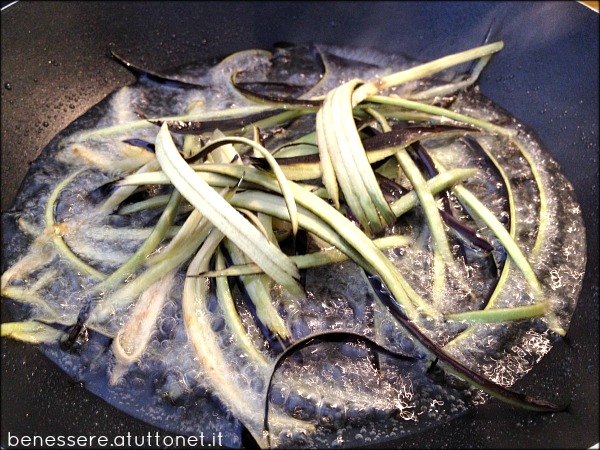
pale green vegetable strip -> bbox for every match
[237,109,310,133]
[61,105,274,144]
[331,80,392,231]
[154,124,303,296]
[409,54,492,100]
[118,194,173,214]
[65,142,154,173]
[1,227,55,290]
[394,147,454,308]
[364,105,392,133]
[452,184,543,298]
[441,170,564,336]
[1,286,60,320]
[340,83,397,227]
[360,41,504,95]
[258,212,279,246]
[16,216,43,237]
[1,321,66,344]
[224,238,291,340]
[237,208,272,241]
[182,134,204,159]
[44,169,107,280]
[317,80,395,234]
[458,137,518,310]
[273,142,319,158]
[110,272,177,385]
[315,106,340,208]
[91,189,182,293]
[510,137,548,259]
[446,302,548,323]
[80,225,181,241]
[182,229,312,447]
[203,135,299,238]
[394,148,454,263]
[390,168,478,216]
[117,171,249,189]
[203,235,412,277]
[214,249,271,366]
[147,209,207,265]
[367,95,515,136]
[97,159,161,216]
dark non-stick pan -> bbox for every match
[1,2,598,448]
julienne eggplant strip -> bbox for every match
[263,330,418,448]
[426,151,565,336]
[230,72,323,108]
[148,108,311,137]
[413,142,495,253]
[182,228,314,448]
[44,169,108,280]
[365,274,566,413]
[109,48,207,88]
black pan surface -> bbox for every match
[1,2,598,448]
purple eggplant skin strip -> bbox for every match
[230,73,324,108]
[440,209,494,253]
[86,177,121,204]
[147,108,290,136]
[109,48,208,88]
[245,125,474,169]
[262,330,418,448]
[122,138,156,153]
[361,125,473,151]
[217,244,290,355]
[414,142,495,253]
[376,173,409,203]
[366,275,567,414]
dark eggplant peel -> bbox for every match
[1,42,586,449]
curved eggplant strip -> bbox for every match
[122,138,156,153]
[109,48,207,88]
[414,142,495,254]
[440,210,494,253]
[231,72,323,108]
[366,275,567,413]
[361,125,474,151]
[219,243,290,355]
[263,330,418,447]
[375,173,409,202]
[148,108,290,136]
[86,177,121,204]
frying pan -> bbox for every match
[1,1,598,448]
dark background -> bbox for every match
[1,2,598,448]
